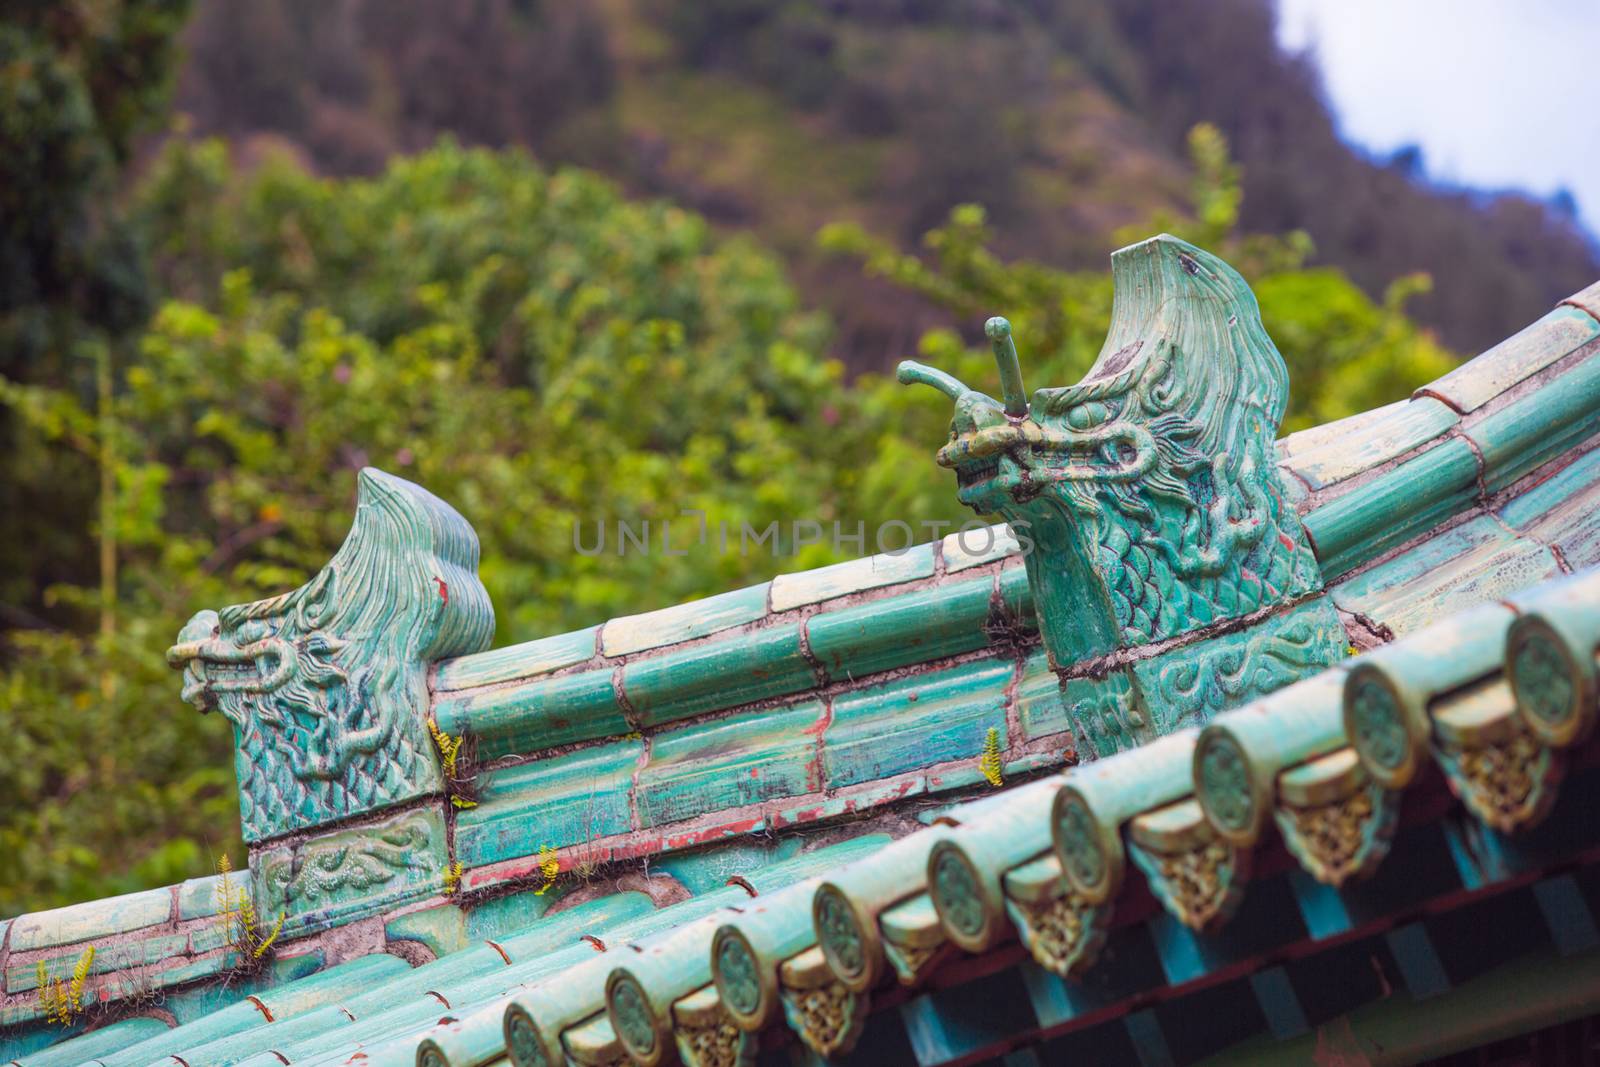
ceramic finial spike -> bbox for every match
[985,317,1028,417]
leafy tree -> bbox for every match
[0,0,191,622]
[0,0,191,377]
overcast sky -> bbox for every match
[1276,0,1600,241]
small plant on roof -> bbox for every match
[444,859,463,896]
[979,727,1004,788]
[37,946,95,1026]
[428,716,480,809]
[215,854,285,968]
[533,844,560,896]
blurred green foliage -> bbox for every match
[2,121,1454,912]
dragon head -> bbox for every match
[902,235,1320,665]
[168,468,494,842]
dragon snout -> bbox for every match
[167,609,221,667]
[165,608,300,710]
[168,610,221,711]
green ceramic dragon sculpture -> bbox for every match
[167,468,494,842]
[901,235,1337,734]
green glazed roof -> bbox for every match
[4,276,1599,1065]
[12,563,1592,1067]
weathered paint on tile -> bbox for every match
[1499,445,1600,531]
[100,953,406,1067]
[1419,304,1599,412]
[1497,447,1600,534]
[496,892,658,961]
[772,781,916,827]
[455,740,642,868]
[1331,515,1562,637]
[768,543,935,611]
[0,1018,69,1060]
[135,948,237,990]
[432,663,627,759]
[1499,445,1600,568]
[16,1015,172,1067]
[636,700,823,827]
[1304,437,1479,579]
[998,562,1035,627]
[1016,651,1139,759]
[177,873,235,921]
[1277,400,1405,463]
[622,623,815,728]
[806,576,994,680]
[156,951,322,1026]
[186,918,238,955]
[433,626,599,691]
[601,583,770,657]
[1131,596,1346,733]
[823,659,1012,789]
[1015,648,1066,740]
[941,524,1020,571]
[1465,351,1600,493]
[384,904,470,959]
[9,886,173,951]
[8,933,189,992]
[651,838,807,895]
[1565,280,1600,321]
[465,890,568,945]
[1286,397,1459,490]
[1276,465,1311,509]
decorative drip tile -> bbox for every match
[1273,748,1398,886]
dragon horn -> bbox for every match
[984,317,1029,417]
[896,360,972,400]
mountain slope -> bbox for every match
[168,0,1598,364]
